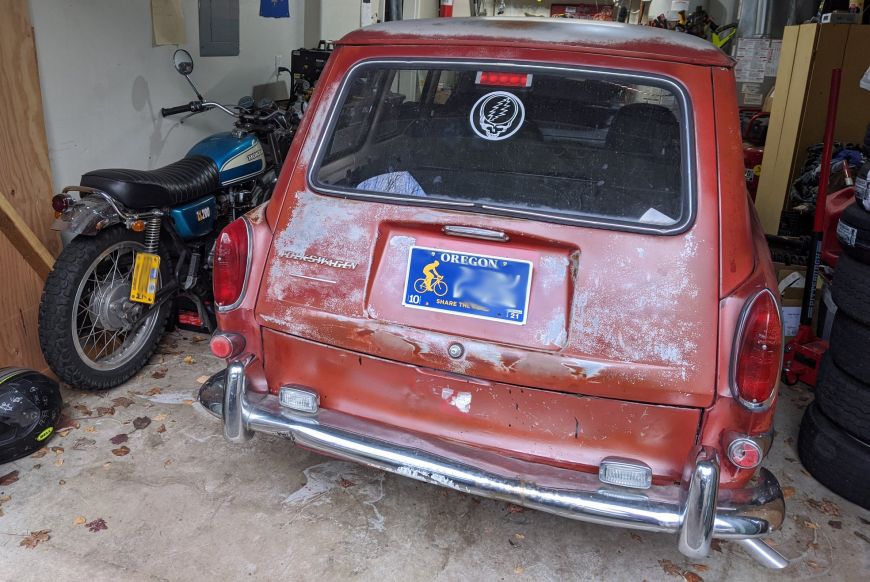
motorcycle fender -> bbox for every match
[52,196,121,240]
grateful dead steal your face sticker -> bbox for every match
[470,91,525,141]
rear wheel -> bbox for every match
[38,228,172,390]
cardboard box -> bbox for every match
[774,262,828,340]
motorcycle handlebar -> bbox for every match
[161,102,200,117]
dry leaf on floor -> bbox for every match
[806,498,841,517]
[782,486,796,499]
[54,458,64,467]
[111,396,134,408]
[196,375,210,384]
[96,406,115,417]
[806,560,822,570]
[132,416,151,430]
[506,503,525,514]
[145,387,162,396]
[156,424,166,434]
[84,426,98,433]
[74,516,86,525]
[513,565,524,575]
[0,470,19,486]
[109,433,128,445]
[515,533,525,540]
[102,462,112,469]
[710,539,723,553]
[19,529,51,549]
[183,399,194,405]
[73,404,93,416]
[85,518,108,532]
[828,520,842,529]
[153,414,167,422]
[58,480,66,485]
[684,572,704,582]
[57,428,73,438]
[0,494,10,517]
[183,355,195,365]
[151,369,168,379]
[190,335,208,343]
[690,564,709,573]
[630,532,643,543]
[51,446,64,455]
[73,437,96,451]
[30,448,49,459]
[659,559,683,577]
[111,446,130,457]
[56,415,80,430]
[163,459,173,468]
[338,478,355,488]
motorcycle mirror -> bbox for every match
[173,49,194,76]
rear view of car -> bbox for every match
[200,19,786,568]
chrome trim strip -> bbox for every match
[217,217,254,313]
[199,364,785,568]
[729,288,782,412]
[443,225,510,242]
[735,539,789,570]
[307,58,697,236]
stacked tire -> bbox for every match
[798,201,870,510]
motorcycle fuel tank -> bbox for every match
[187,132,265,186]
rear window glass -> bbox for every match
[313,63,692,231]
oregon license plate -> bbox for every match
[402,246,532,325]
[129,252,160,305]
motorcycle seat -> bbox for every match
[80,156,220,210]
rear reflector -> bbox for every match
[279,386,319,414]
[727,438,763,469]
[598,457,652,489]
[475,71,532,88]
[214,218,252,310]
[733,289,782,410]
[210,333,245,359]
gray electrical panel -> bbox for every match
[199,0,240,57]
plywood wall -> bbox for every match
[0,0,59,371]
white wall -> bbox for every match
[29,0,304,191]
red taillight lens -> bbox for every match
[213,218,251,309]
[727,438,763,469]
[475,71,532,87]
[51,194,73,212]
[733,290,782,408]
[210,332,245,359]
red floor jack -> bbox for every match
[781,69,842,386]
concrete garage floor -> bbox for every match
[1,331,869,581]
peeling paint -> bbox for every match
[441,387,472,413]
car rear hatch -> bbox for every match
[256,57,719,411]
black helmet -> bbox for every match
[0,368,63,465]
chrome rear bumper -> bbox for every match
[199,361,787,569]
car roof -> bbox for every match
[338,17,734,68]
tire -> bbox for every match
[831,253,870,326]
[38,228,172,391]
[837,201,870,264]
[828,313,870,383]
[798,401,870,510]
[815,355,870,443]
[0,369,62,464]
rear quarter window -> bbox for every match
[311,61,694,233]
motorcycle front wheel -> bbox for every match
[39,227,173,390]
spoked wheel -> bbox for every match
[39,228,172,390]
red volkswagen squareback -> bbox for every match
[200,18,786,568]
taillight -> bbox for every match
[210,332,246,359]
[732,289,782,409]
[727,438,763,469]
[213,218,251,310]
[51,194,73,212]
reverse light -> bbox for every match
[213,218,252,311]
[209,332,246,359]
[598,457,653,490]
[732,289,783,410]
[475,71,533,88]
[727,438,763,469]
[51,194,73,213]
[279,386,320,414]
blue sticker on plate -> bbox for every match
[402,246,533,325]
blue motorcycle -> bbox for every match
[39,49,296,390]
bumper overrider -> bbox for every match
[199,359,787,569]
